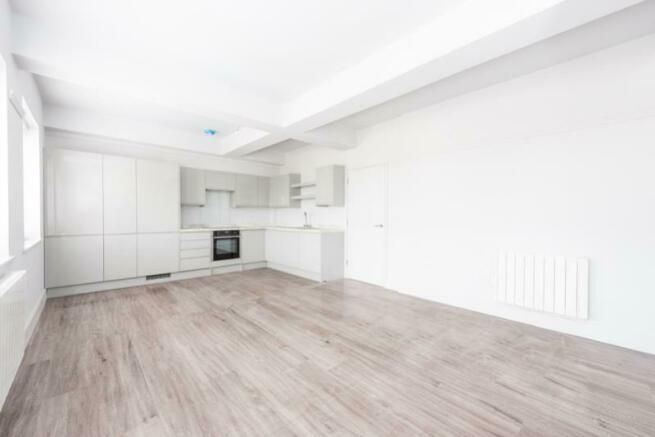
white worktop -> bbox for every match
[179,225,344,234]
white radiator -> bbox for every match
[0,271,26,411]
[497,253,588,320]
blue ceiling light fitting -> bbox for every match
[203,128,217,136]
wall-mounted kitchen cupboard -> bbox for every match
[205,170,235,191]
[180,167,206,206]
[269,174,301,208]
[45,148,181,290]
[316,165,345,207]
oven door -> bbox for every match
[213,237,240,261]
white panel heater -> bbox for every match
[0,271,26,411]
[497,253,588,319]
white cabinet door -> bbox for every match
[45,236,103,288]
[241,230,265,263]
[205,171,235,191]
[181,167,206,206]
[137,233,179,276]
[103,155,137,234]
[297,233,321,273]
[45,149,103,236]
[137,160,180,233]
[257,177,270,207]
[104,234,137,281]
[279,231,300,267]
[233,174,258,207]
[265,230,282,264]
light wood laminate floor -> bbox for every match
[1,269,654,436]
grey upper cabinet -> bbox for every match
[316,165,345,207]
[103,155,137,234]
[45,148,103,236]
[180,167,206,206]
[233,174,259,207]
[257,177,270,207]
[269,174,301,208]
[205,171,235,191]
[137,160,180,233]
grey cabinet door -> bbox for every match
[181,167,206,206]
[205,171,236,191]
[269,174,301,208]
[316,165,345,207]
[233,174,259,207]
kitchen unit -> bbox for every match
[45,149,345,297]
[45,148,183,296]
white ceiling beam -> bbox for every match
[219,0,644,157]
[43,105,285,165]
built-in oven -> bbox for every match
[213,230,240,261]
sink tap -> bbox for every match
[303,211,312,228]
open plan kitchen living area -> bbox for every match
[1,1,655,436]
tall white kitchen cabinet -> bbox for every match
[136,159,180,276]
[137,160,180,233]
[45,149,104,236]
[45,150,181,290]
[45,149,104,288]
[103,155,137,281]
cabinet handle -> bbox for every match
[373,224,384,228]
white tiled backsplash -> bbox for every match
[181,191,345,228]
[181,191,273,227]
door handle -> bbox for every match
[373,224,384,228]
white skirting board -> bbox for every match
[497,253,589,320]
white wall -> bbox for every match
[284,33,655,354]
[0,2,46,340]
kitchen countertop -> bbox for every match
[179,225,344,234]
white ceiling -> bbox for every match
[12,0,460,101]
[8,0,649,165]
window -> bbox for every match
[21,99,40,248]
[0,55,8,263]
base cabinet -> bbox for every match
[45,236,103,288]
[241,230,266,264]
[265,230,343,281]
[104,234,137,281]
[137,233,180,276]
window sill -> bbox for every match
[0,256,16,271]
[23,239,41,253]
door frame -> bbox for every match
[345,163,389,287]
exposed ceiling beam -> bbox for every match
[214,0,644,157]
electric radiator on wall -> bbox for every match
[497,253,589,320]
[0,271,26,411]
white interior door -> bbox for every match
[346,165,387,286]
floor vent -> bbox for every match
[497,253,589,320]
[146,273,171,280]
[0,271,26,410]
